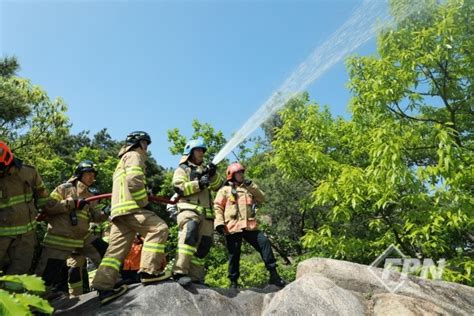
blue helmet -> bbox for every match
[183,138,207,155]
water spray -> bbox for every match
[212,0,427,165]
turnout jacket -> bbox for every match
[110,146,149,218]
[44,180,106,251]
[172,161,223,219]
[0,158,62,237]
[213,181,265,234]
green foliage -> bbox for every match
[205,254,268,288]
[273,0,473,285]
[167,119,227,161]
[0,275,53,315]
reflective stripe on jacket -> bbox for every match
[172,161,222,219]
[213,182,265,234]
[43,180,106,251]
[0,159,60,236]
[110,147,148,219]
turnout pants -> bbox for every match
[92,210,168,291]
[225,230,277,282]
[67,235,107,297]
[0,230,36,275]
[173,210,213,282]
[35,234,104,295]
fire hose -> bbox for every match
[36,194,180,222]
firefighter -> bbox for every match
[172,138,223,287]
[214,162,286,289]
[0,141,62,275]
[35,160,108,297]
[92,131,170,305]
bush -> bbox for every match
[0,274,53,315]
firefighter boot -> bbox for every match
[229,280,239,290]
[173,273,192,287]
[140,270,172,285]
[98,284,128,305]
[268,268,286,288]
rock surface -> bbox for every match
[52,258,474,315]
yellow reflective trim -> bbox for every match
[76,212,89,220]
[180,244,196,251]
[124,166,144,175]
[191,257,205,266]
[50,192,63,201]
[210,176,220,187]
[111,201,139,216]
[131,188,147,200]
[43,233,84,248]
[100,258,121,271]
[142,247,165,253]
[37,197,49,207]
[0,220,36,236]
[177,249,195,256]
[0,193,34,208]
[143,241,166,253]
[113,170,126,181]
[183,182,197,196]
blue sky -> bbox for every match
[1,0,379,168]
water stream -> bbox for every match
[213,0,426,165]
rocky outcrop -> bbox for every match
[53,257,474,315]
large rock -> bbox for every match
[262,273,365,315]
[297,258,474,315]
[52,258,474,315]
[53,282,279,316]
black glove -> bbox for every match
[244,179,252,186]
[208,163,217,177]
[199,174,210,189]
[143,203,153,211]
[216,225,225,235]
[75,199,89,210]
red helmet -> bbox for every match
[226,162,245,181]
[0,141,14,171]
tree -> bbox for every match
[273,0,473,285]
[0,56,69,164]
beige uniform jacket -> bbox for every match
[172,161,223,219]
[110,146,149,219]
[0,159,62,237]
[44,180,106,250]
[213,182,265,234]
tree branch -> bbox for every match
[387,102,443,124]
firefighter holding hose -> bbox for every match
[92,131,170,305]
[35,160,108,298]
[171,138,223,287]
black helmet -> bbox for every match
[126,131,152,145]
[74,160,98,178]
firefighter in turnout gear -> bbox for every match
[172,138,223,287]
[214,162,286,289]
[0,141,63,275]
[92,131,170,305]
[35,160,108,297]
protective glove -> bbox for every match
[244,179,252,186]
[74,198,89,210]
[199,174,210,189]
[208,163,217,177]
[167,205,178,222]
[216,225,226,235]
